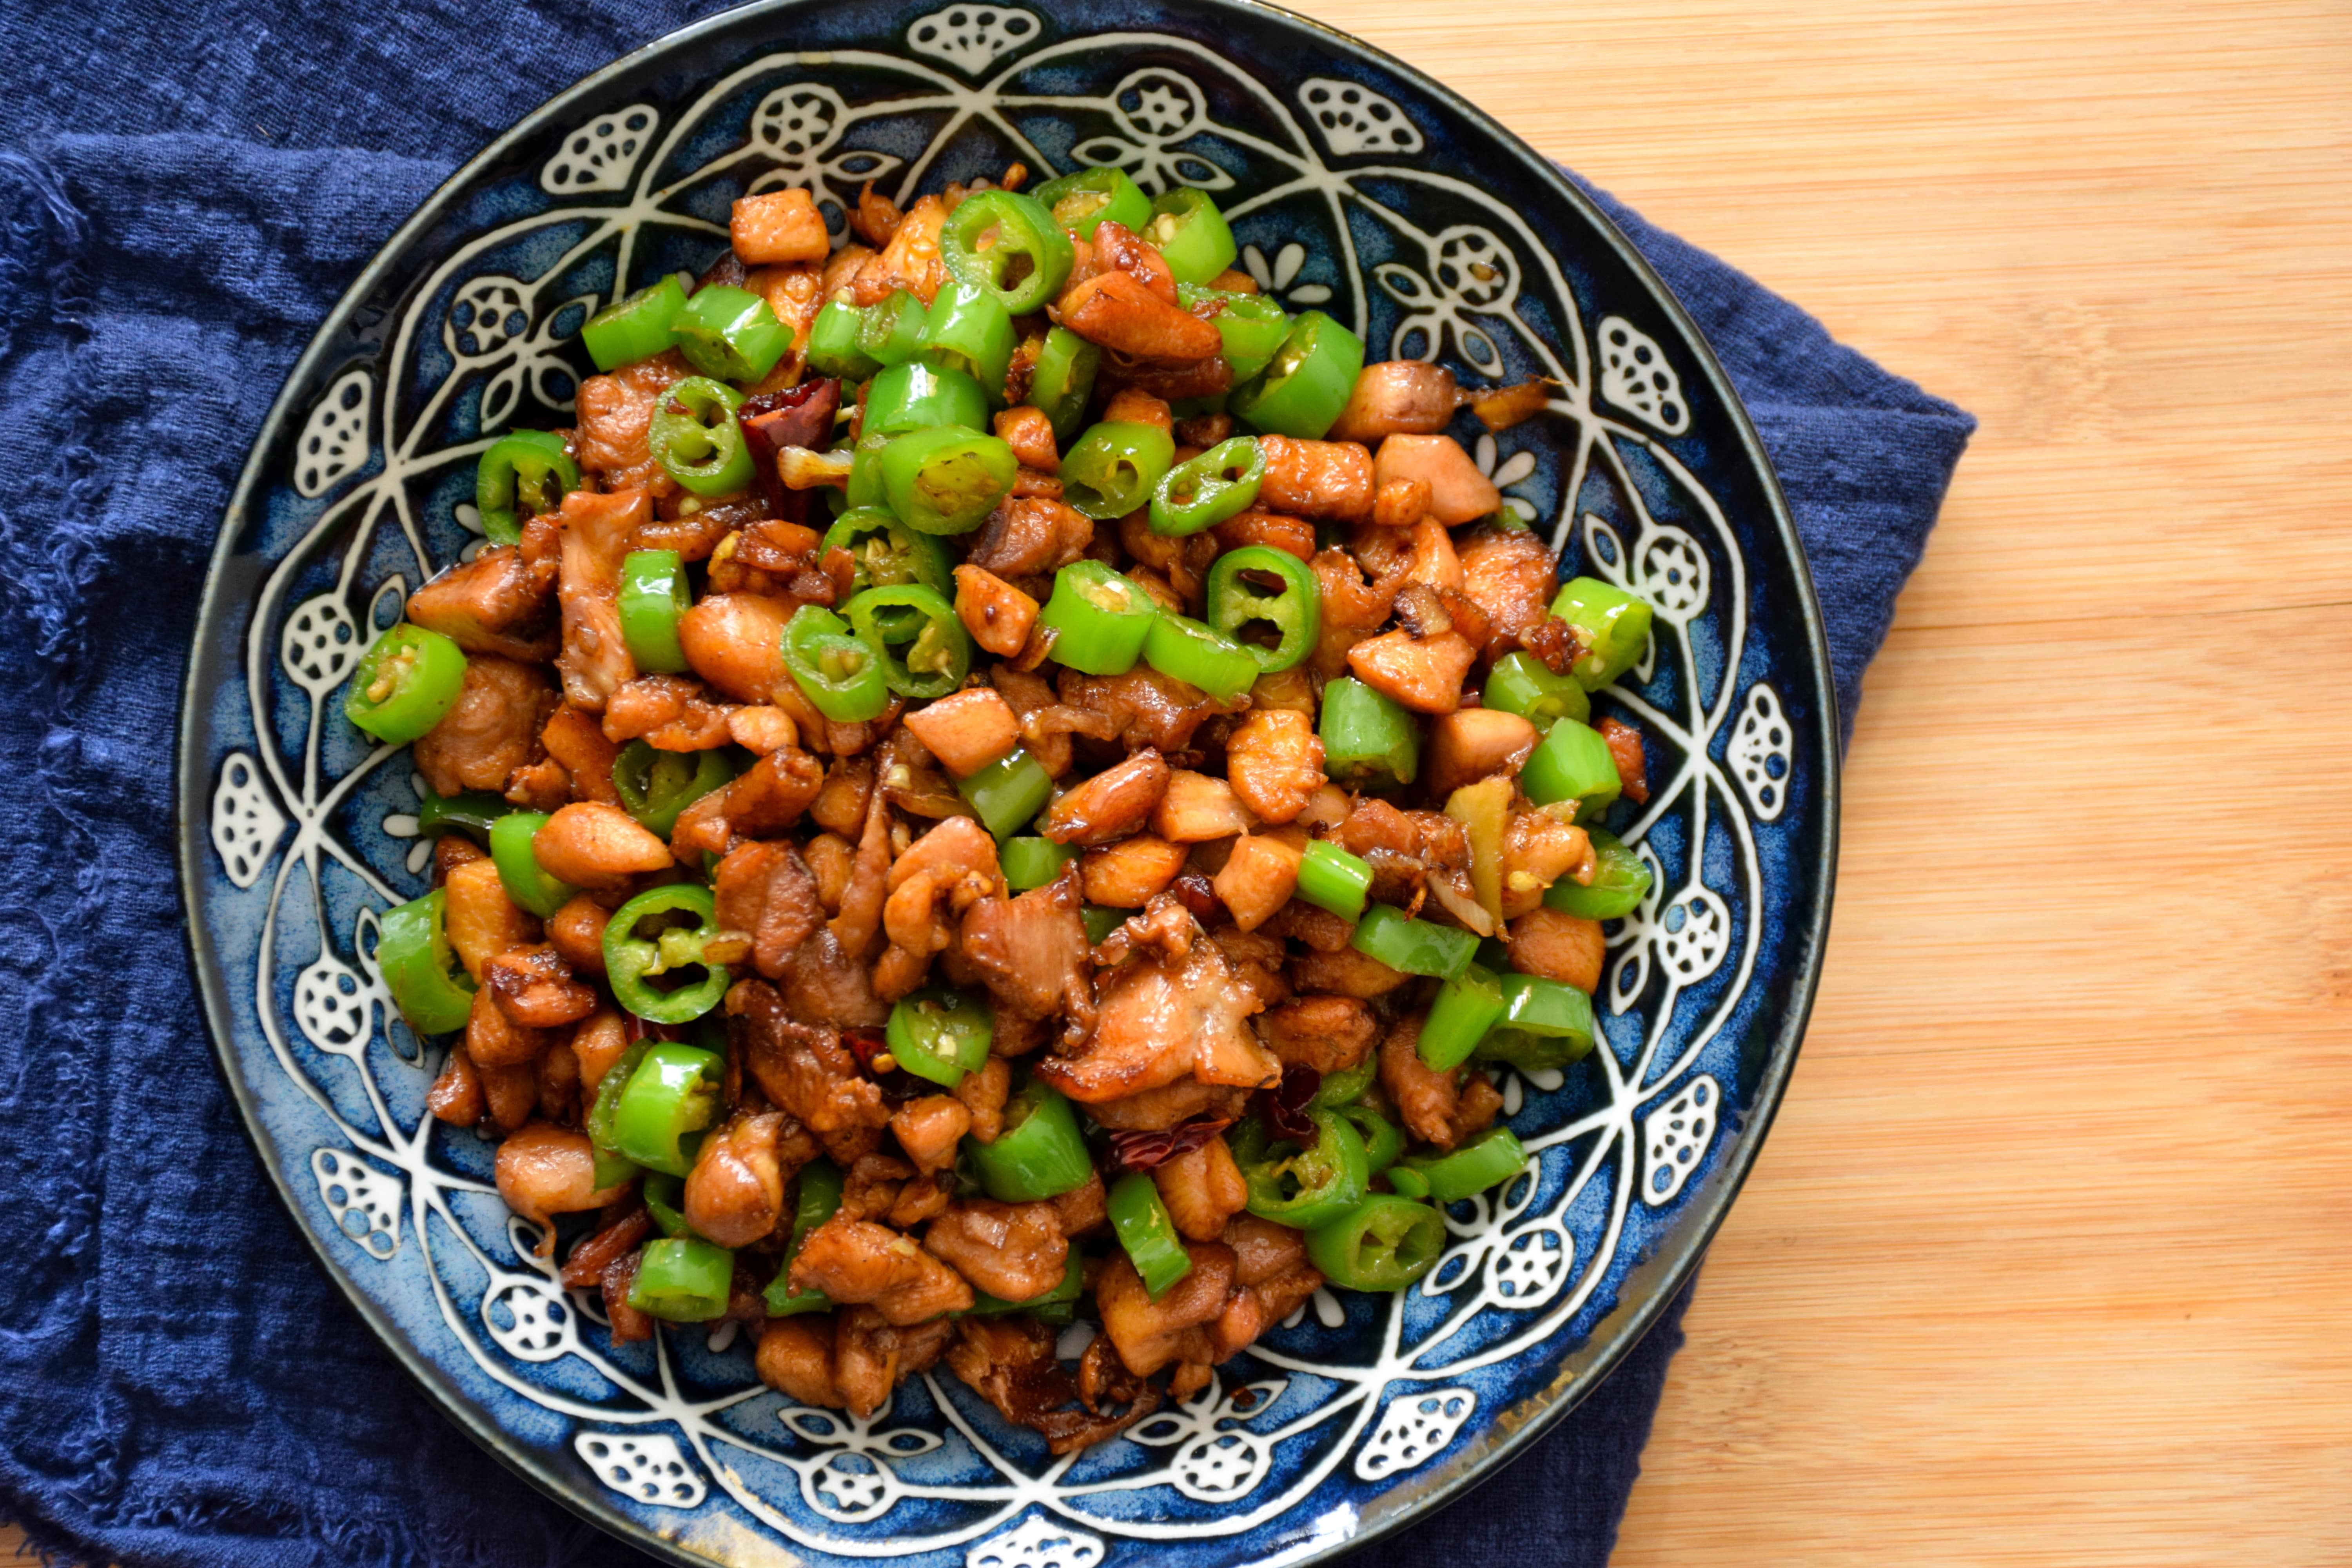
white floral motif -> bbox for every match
[444,275,531,362]
[294,945,373,1057]
[1641,1076,1720,1205]
[1597,315,1691,434]
[380,771,434,875]
[540,105,658,194]
[294,369,371,497]
[1354,1389,1475,1481]
[1071,69,1234,195]
[575,1432,706,1508]
[279,592,366,696]
[907,5,1042,77]
[969,1514,1106,1568]
[1128,1379,1285,1503]
[1473,432,1541,524]
[1728,683,1793,822]
[476,293,597,431]
[1239,241,1333,308]
[311,1148,401,1259]
[1638,527,1710,621]
[744,83,903,207]
[483,1273,575,1362]
[209,752,285,889]
[1299,78,1424,157]
[1374,225,1518,376]
[778,1397,938,1523]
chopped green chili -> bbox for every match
[378,889,477,1035]
[843,584,972,700]
[610,1038,724,1176]
[612,740,735,837]
[415,787,506,843]
[1229,310,1365,440]
[1109,1171,1194,1298]
[586,1040,648,1172]
[1419,962,1506,1071]
[1028,167,1153,241]
[843,429,893,511]
[648,376,755,498]
[488,811,579,919]
[628,1236,734,1322]
[1317,677,1419,788]
[1022,325,1101,443]
[603,886,732,1027]
[1518,718,1622,820]
[1476,975,1596,1071]
[1038,560,1159,675]
[1081,905,1125,945]
[1311,1058,1377,1112]
[346,623,467,745]
[1483,650,1592,728]
[1203,544,1319,674]
[1230,1111,1370,1231]
[1295,840,1374,923]
[617,548,692,674]
[822,506,955,612]
[1549,577,1657,691]
[957,748,1055,839]
[1142,613,1257,702]
[781,604,891,724]
[1544,827,1653,920]
[640,1170,697,1239]
[804,298,878,380]
[920,281,1018,394]
[580,275,688,372]
[1394,1127,1528,1204]
[1350,904,1478,980]
[1143,188,1238,286]
[1149,436,1263,537]
[1000,837,1079,891]
[857,289,931,370]
[866,359,992,437]
[878,425,1018,535]
[940,189,1076,316]
[965,1080,1093,1201]
[671,283,792,383]
[1177,284,1292,382]
[1059,420,1176,520]
[475,430,580,545]
[1337,1103,1404,1176]
[1305,1195,1444,1290]
[886,988,994,1088]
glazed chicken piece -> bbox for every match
[1152,1137,1250,1242]
[1456,522,1561,662]
[959,865,1095,1045]
[404,543,559,661]
[963,495,1093,578]
[922,1198,1070,1303]
[1033,904,1280,1103]
[682,1111,797,1248]
[946,1317,1160,1455]
[1207,1214,1324,1359]
[1378,1014,1504,1151]
[1094,1243,1236,1378]
[757,1307,956,1419]
[788,1216,975,1325]
[600,673,737,750]
[412,654,555,797]
[1083,1079,1250,1133]
[1038,748,1171,846]
[712,841,825,979]
[554,486,648,711]
[729,977,891,1162]
[1255,994,1381,1076]
[671,744,826,857]
[889,1095,973,1176]
[493,1123,628,1249]
[852,193,949,305]
[573,351,690,494]
[483,944,599,1030]
[1056,666,1227,755]
[781,926,890,1029]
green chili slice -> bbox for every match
[920,281,1018,395]
[1038,561,1159,675]
[648,376,755,498]
[345,623,467,744]
[1337,1103,1403,1175]
[628,1236,734,1322]
[581,274,688,371]
[1142,613,1257,702]
[610,1039,724,1176]
[1203,545,1319,674]
[415,787,506,844]
[1081,905,1125,945]
[377,888,477,1035]
[1419,962,1506,1071]
[475,430,580,546]
[1230,1111,1370,1231]
[1177,284,1292,382]
[965,1080,1093,1201]
[885,988,994,1088]
[1109,1172,1194,1298]
[764,1158,845,1316]
[640,1170,698,1239]
[1028,167,1153,241]
[617,548,693,674]
[804,297,879,380]
[1229,310,1365,440]
[843,584,972,700]
[1475,975,1596,1071]
[856,288,931,369]
[844,430,893,511]
[1484,650,1592,728]
[1305,1195,1445,1290]
[1544,827,1653,920]
[823,506,955,610]
[866,359,992,437]
[878,425,1018,536]
[1519,718,1622,820]
[782,604,891,724]
[604,886,733,1028]
[671,283,792,383]
[1149,436,1263,537]
[941,189,1077,315]
[1550,577,1657,691]
[586,1040,648,1167]
[1395,1127,1529,1205]
[1059,420,1175,520]
[1351,904,1478,980]
[1318,677,1419,788]
[1143,188,1238,286]
[1310,1058,1377,1112]
[612,740,735,837]
[488,811,580,919]
[958,748,1055,840]
[1022,326,1101,443]
[1295,840,1373,923]
[1000,837,1079,891]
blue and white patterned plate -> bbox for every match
[175,2,1837,1563]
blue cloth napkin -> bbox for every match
[0,5,1972,1564]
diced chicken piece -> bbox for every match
[1085,1079,1249,1132]
[730,977,891,1161]
[553,487,647,711]
[789,1216,975,1325]
[1224,708,1326,825]
[412,655,555,798]
[1500,808,1593,919]
[1372,476,1430,529]
[1289,945,1411,999]
[1042,749,1171,846]
[728,704,800,754]
[678,591,794,705]
[1373,434,1501,524]
[1256,994,1380,1075]
[600,673,737,750]
[1378,1014,1488,1151]
[494,1123,628,1249]
[569,1006,629,1091]
[484,943,598,1029]
[1507,907,1606,993]
[757,1316,846,1408]
[1056,270,1222,361]
[840,1153,915,1222]
[1346,627,1479,715]
[994,405,1061,470]
[953,1057,1012,1144]
[1034,920,1279,1102]
[427,1045,485,1126]
[1256,436,1375,519]
[890,1095,972,1175]
[574,352,690,493]
[405,544,559,661]
[853,194,949,305]
[923,1198,1071,1302]
[953,565,1040,659]
[1210,507,1316,562]
[1326,361,1461,444]
[439,858,534,982]
[964,496,1093,578]
[959,868,1094,1034]
[1426,708,1541,797]
[732,188,829,264]
[1597,715,1650,805]
[684,1111,793,1248]
[1096,1244,1235,1377]
[1081,835,1189,907]
[465,983,546,1070]
[902,688,1021,779]
[535,701,623,806]
[1091,225,1180,309]
[783,926,891,1029]
[671,744,826,857]
[1206,1215,1323,1359]
[1153,769,1251,842]
[1058,666,1225,754]
[530,801,672,889]
[1456,523,1560,662]
[1211,834,1301,932]
[1152,1137,1249,1242]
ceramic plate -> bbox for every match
[176,2,1837,1563]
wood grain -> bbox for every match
[14,4,2347,1563]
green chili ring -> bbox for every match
[1305,1195,1445,1291]
[611,740,735,838]
[647,376,755,498]
[1149,436,1264,537]
[604,886,733,1027]
[345,623,468,745]
[377,889,477,1036]
[475,430,580,545]
[940,189,1077,315]
[843,584,973,700]
[1203,544,1321,675]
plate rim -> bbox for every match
[173,0,1841,1560]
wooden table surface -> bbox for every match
[15,3,2348,1564]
